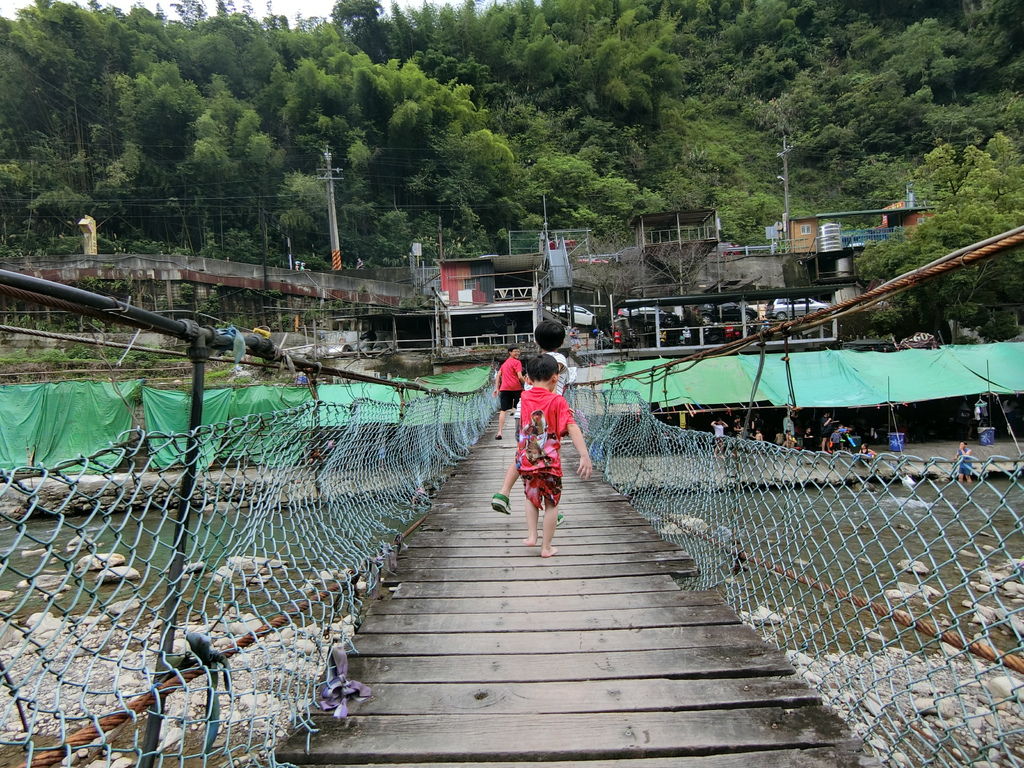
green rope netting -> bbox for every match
[0,386,494,767]
[569,387,1024,768]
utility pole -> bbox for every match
[778,136,792,240]
[320,148,342,270]
[259,200,269,325]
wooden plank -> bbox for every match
[347,645,795,684]
[399,550,688,569]
[359,604,738,634]
[422,514,651,529]
[287,748,878,768]
[276,707,855,763]
[413,522,657,537]
[348,676,817,716]
[392,574,683,599]
[408,530,667,546]
[392,560,695,582]
[402,540,680,558]
[351,623,764,656]
[369,589,722,615]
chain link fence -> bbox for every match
[0,385,494,768]
[570,386,1024,768]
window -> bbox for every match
[800,224,812,235]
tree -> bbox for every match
[858,135,1024,342]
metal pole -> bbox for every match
[138,331,210,768]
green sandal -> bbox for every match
[491,493,511,515]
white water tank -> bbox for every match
[818,222,842,251]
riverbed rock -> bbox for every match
[675,515,709,533]
[18,573,68,592]
[107,598,141,617]
[913,697,937,715]
[898,559,930,575]
[984,675,1023,702]
[95,566,141,585]
[75,552,126,573]
[0,590,14,601]
[23,611,63,638]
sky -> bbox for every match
[0,0,432,24]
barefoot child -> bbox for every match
[514,354,592,558]
[491,321,568,515]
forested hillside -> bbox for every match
[0,0,1021,271]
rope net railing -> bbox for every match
[0,385,494,768]
[569,386,1023,768]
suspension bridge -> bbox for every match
[0,227,1023,768]
[275,428,876,766]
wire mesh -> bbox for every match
[570,386,1024,768]
[0,386,494,768]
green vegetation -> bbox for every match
[0,0,1021,340]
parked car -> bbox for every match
[770,297,830,319]
[699,302,759,324]
[554,304,596,326]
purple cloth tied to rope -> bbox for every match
[317,645,371,719]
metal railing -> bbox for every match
[493,286,536,302]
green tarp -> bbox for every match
[0,380,142,469]
[600,342,1024,408]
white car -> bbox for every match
[770,297,830,319]
[554,304,596,325]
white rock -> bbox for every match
[921,584,943,601]
[913,697,937,715]
[107,598,140,617]
[0,590,13,601]
[786,650,814,668]
[24,611,63,636]
[898,559,930,575]
[158,726,183,751]
[110,756,135,768]
[95,566,141,585]
[20,574,67,591]
[862,693,883,717]
[75,552,126,573]
[984,675,1023,702]
[675,515,709,533]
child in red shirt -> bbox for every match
[515,354,592,558]
[491,345,524,439]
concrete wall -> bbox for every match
[0,253,416,306]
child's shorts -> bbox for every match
[499,390,522,412]
[521,471,562,509]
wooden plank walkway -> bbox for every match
[277,425,877,767]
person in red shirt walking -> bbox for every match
[492,345,524,439]
[515,354,592,558]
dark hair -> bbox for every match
[506,345,519,353]
[534,320,566,352]
[526,353,559,383]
